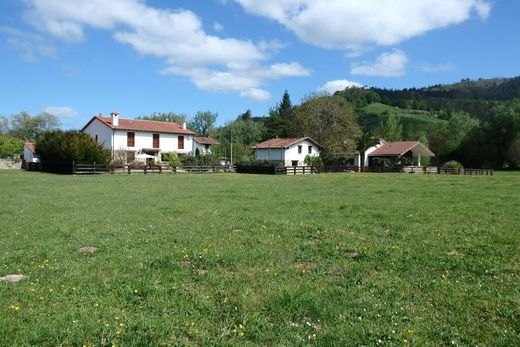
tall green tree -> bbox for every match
[378,113,403,141]
[289,95,361,155]
[188,111,218,136]
[266,90,293,138]
[137,112,187,124]
[9,112,60,141]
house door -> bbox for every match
[291,160,298,167]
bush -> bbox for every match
[304,155,323,166]
[36,130,110,170]
[442,160,464,169]
[163,152,182,168]
[0,135,23,159]
[181,153,220,167]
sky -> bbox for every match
[1,0,519,128]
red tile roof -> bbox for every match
[193,137,220,145]
[24,142,36,153]
[82,116,195,135]
[369,141,434,157]
[252,137,321,149]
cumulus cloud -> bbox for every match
[240,88,271,101]
[21,0,309,101]
[43,105,79,118]
[232,0,491,51]
[318,80,363,94]
[351,50,408,77]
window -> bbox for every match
[127,132,135,147]
[178,136,184,150]
[153,134,160,148]
[298,145,302,154]
[95,134,98,143]
[308,146,313,154]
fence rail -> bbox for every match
[27,162,494,176]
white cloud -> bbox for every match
[318,80,363,94]
[21,0,309,100]
[43,106,79,118]
[351,50,408,77]
[417,63,456,73]
[213,22,224,32]
[232,0,491,51]
[0,26,56,63]
[240,88,271,101]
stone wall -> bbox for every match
[0,159,22,169]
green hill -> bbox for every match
[360,103,447,139]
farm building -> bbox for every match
[355,140,434,168]
[252,137,321,166]
[23,142,39,163]
[82,112,195,163]
[193,137,220,156]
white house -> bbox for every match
[23,142,39,163]
[193,137,220,156]
[252,137,321,166]
[82,112,195,163]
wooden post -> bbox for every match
[144,166,147,174]
[72,161,76,174]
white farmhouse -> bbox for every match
[23,142,39,163]
[252,137,321,166]
[193,137,220,156]
[82,112,195,163]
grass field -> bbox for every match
[1,171,519,346]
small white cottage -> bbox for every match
[23,142,39,163]
[193,137,220,156]
[252,137,321,166]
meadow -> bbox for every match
[0,171,518,346]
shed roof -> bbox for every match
[369,141,435,157]
[82,116,195,135]
[193,137,220,145]
[252,137,321,149]
[24,142,36,153]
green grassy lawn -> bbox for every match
[1,171,519,346]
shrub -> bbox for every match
[442,160,464,169]
[304,155,323,166]
[163,152,182,168]
[0,135,23,159]
[36,130,110,170]
[236,159,284,168]
[181,153,220,167]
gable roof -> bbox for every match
[369,141,435,157]
[24,142,36,153]
[82,115,195,135]
[193,137,220,145]
[252,137,321,149]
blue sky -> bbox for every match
[1,0,519,128]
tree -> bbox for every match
[265,90,293,138]
[484,101,520,168]
[9,112,60,141]
[36,130,110,170]
[0,116,8,134]
[137,112,187,124]
[216,118,265,162]
[289,95,361,155]
[0,135,23,158]
[188,111,217,136]
[378,113,402,141]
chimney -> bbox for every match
[182,121,187,130]
[110,112,119,127]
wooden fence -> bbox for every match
[72,164,236,175]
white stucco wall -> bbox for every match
[83,118,193,159]
[83,119,113,150]
[193,142,213,155]
[255,139,320,166]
